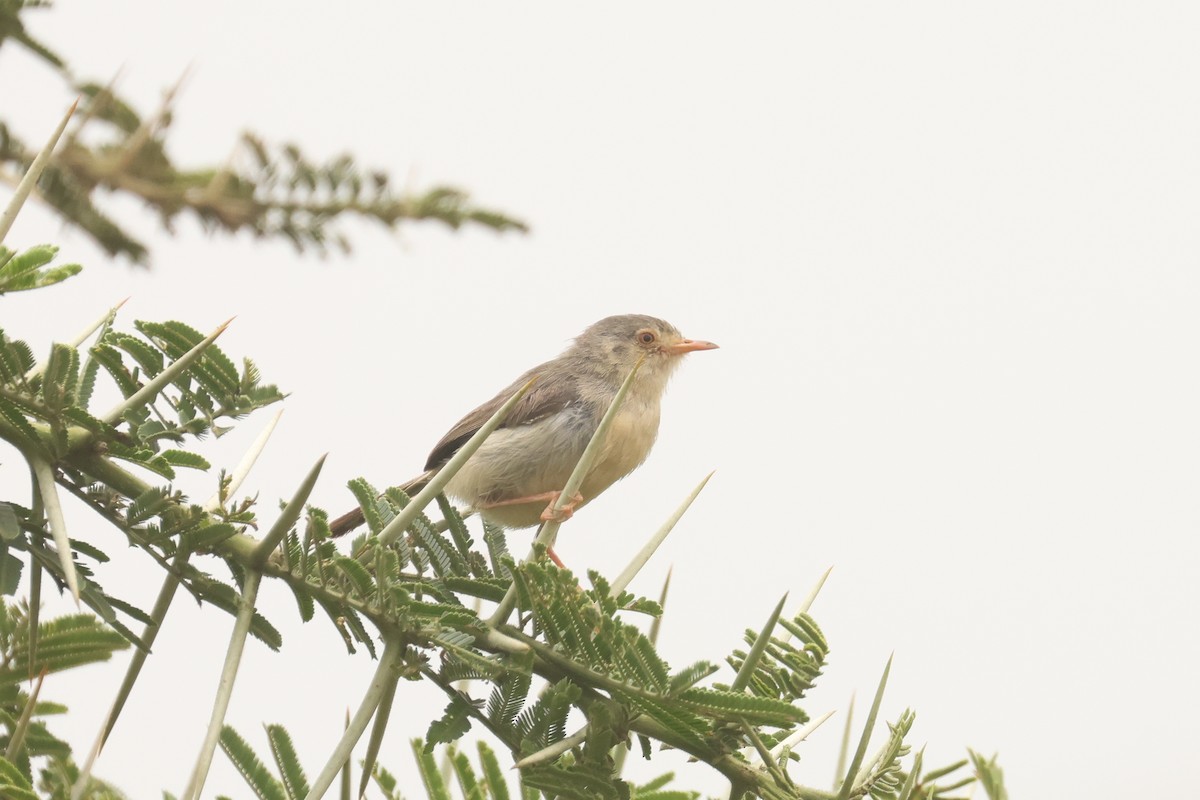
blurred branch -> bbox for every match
[0,11,527,264]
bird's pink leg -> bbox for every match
[476,491,559,510]
[538,491,585,522]
[475,491,584,569]
[476,490,586,522]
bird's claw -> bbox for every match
[540,491,584,522]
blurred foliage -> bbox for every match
[0,1,527,265]
[0,600,129,799]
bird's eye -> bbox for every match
[637,330,657,345]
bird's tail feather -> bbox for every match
[327,471,433,537]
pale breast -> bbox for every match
[442,405,594,527]
[443,395,662,528]
[579,400,661,500]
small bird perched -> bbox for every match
[328,314,717,537]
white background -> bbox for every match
[2,3,1198,798]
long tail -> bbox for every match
[327,505,367,538]
[327,472,434,537]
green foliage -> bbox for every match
[36,758,129,800]
[0,602,129,798]
[968,751,1007,800]
[725,613,828,707]
[426,695,476,751]
[872,753,1009,800]
[0,301,288,655]
[0,246,81,296]
[857,710,914,799]
[222,728,703,800]
[0,756,37,800]
[218,725,288,800]
[0,602,128,684]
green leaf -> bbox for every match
[136,320,240,397]
[0,504,20,542]
[389,488,468,577]
[521,762,623,800]
[432,630,503,680]
[969,750,1008,800]
[104,594,155,626]
[188,523,239,549]
[637,734,652,761]
[780,614,828,656]
[730,593,788,693]
[108,442,176,478]
[412,738,453,800]
[88,343,139,397]
[482,520,513,579]
[0,333,36,382]
[109,331,165,376]
[0,754,37,800]
[425,695,474,750]
[0,245,55,281]
[678,687,806,727]
[487,672,532,728]
[0,613,128,685]
[125,487,174,526]
[340,605,377,659]
[284,579,315,623]
[515,678,577,750]
[0,397,42,449]
[478,741,511,800]
[449,747,487,800]
[895,747,924,800]
[61,406,119,438]
[195,579,283,651]
[633,790,698,800]
[77,339,104,409]
[369,763,401,800]
[443,576,510,603]
[836,655,893,800]
[611,690,709,754]
[219,725,287,800]
[266,724,310,800]
[667,661,718,696]
[437,494,481,574]
[632,771,697,800]
[332,556,375,599]
[40,343,79,411]
[32,263,83,289]
[0,545,23,596]
[0,245,81,295]
[854,709,913,797]
[920,758,969,784]
[347,478,385,534]
[160,449,212,470]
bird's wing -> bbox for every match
[424,361,578,470]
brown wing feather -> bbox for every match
[424,360,578,470]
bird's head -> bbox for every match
[572,314,718,389]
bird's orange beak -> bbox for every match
[665,338,719,355]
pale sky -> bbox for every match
[3,3,1198,798]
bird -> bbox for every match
[327,314,717,541]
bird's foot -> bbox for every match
[539,491,585,522]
